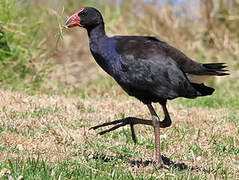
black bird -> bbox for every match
[65,7,229,168]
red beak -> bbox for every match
[65,8,85,28]
[65,13,80,28]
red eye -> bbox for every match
[78,11,87,17]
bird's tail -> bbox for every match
[202,63,229,76]
[189,63,228,97]
[191,83,215,96]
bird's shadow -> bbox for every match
[92,153,191,171]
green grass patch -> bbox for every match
[175,93,239,109]
[0,157,137,180]
[0,151,236,180]
[7,105,61,120]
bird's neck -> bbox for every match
[87,23,107,43]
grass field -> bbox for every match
[0,89,238,179]
[0,0,239,179]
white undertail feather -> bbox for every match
[187,74,211,84]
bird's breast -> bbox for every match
[90,47,122,77]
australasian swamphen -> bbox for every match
[65,7,229,168]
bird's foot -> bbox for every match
[129,156,187,170]
[154,156,170,169]
[155,155,187,170]
[90,117,153,143]
[90,116,172,143]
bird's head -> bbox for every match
[65,7,103,30]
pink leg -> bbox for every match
[147,104,164,167]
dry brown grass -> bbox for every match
[0,89,238,177]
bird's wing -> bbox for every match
[114,36,228,81]
[118,55,199,100]
[112,37,200,101]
